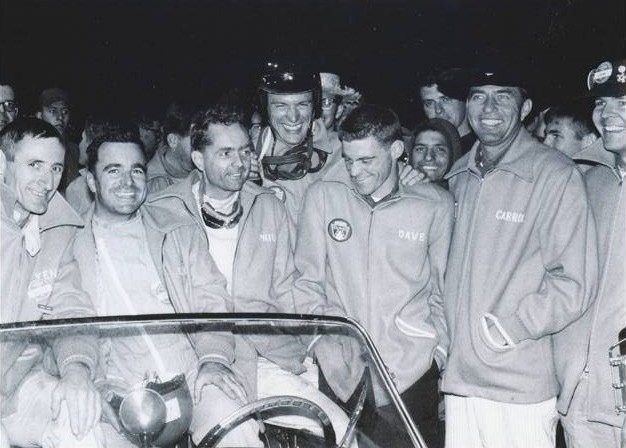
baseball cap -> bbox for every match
[436,68,480,102]
[586,59,626,97]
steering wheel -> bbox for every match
[196,395,336,448]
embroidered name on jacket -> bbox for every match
[495,210,525,223]
[259,233,277,242]
[398,230,426,242]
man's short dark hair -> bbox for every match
[339,104,403,147]
[544,101,598,139]
[190,103,246,152]
[163,101,198,137]
[86,128,143,174]
[0,117,62,161]
[84,115,136,143]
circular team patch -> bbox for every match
[328,218,352,242]
[587,61,613,89]
[269,185,287,203]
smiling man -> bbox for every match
[1,118,102,448]
[148,103,355,444]
[558,58,626,448]
[71,129,259,447]
[294,104,454,448]
[256,62,424,246]
[441,69,598,448]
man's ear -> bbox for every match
[390,140,405,161]
[581,133,598,149]
[520,99,533,122]
[335,104,344,121]
[166,133,179,150]
[35,111,43,120]
[191,150,204,172]
[86,171,97,195]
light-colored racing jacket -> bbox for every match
[1,186,98,414]
[442,128,598,404]
[72,203,236,374]
[147,170,307,396]
[294,161,454,403]
[553,140,625,427]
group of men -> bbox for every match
[0,55,624,448]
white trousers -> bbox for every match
[257,357,356,447]
[445,394,558,448]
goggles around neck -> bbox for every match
[201,199,243,229]
[261,135,328,181]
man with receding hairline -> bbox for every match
[1,117,103,448]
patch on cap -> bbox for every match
[586,58,626,97]
[587,61,613,89]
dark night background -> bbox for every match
[1,0,625,133]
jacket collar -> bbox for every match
[146,169,274,223]
[323,159,429,206]
[1,183,83,231]
[573,138,622,177]
[446,127,537,182]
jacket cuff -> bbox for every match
[497,313,531,344]
[53,336,98,380]
[59,355,96,379]
[198,354,231,368]
[194,334,235,365]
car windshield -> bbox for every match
[0,314,426,448]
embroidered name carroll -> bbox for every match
[495,210,525,223]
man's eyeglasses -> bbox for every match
[0,101,18,115]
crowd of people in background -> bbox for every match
[0,55,625,448]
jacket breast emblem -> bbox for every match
[328,219,352,242]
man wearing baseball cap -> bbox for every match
[319,72,360,137]
[441,64,598,448]
[557,58,626,448]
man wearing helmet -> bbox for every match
[255,62,422,240]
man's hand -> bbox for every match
[194,362,247,405]
[399,162,428,186]
[51,362,101,439]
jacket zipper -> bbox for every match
[451,172,484,350]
